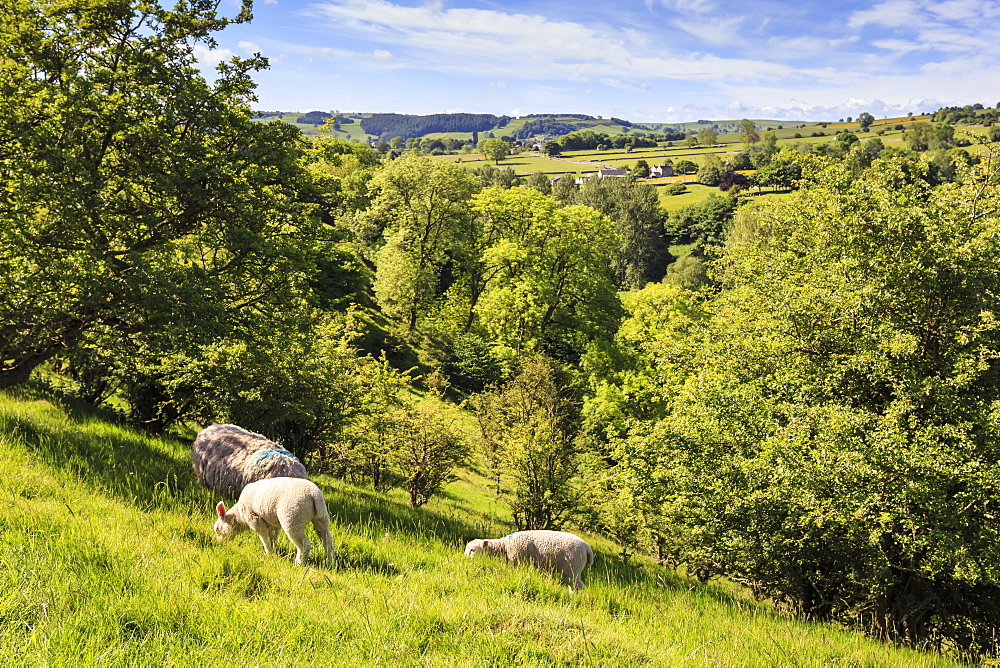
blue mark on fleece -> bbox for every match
[252,447,295,466]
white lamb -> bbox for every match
[465,530,595,591]
[214,477,335,568]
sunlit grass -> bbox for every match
[0,389,955,665]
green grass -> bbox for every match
[669,242,699,258]
[437,152,600,176]
[253,114,375,141]
[655,183,718,210]
[0,388,956,665]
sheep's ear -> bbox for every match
[482,540,488,547]
[216,501,226,518]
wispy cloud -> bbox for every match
[227,0,1000,122]
[238,41,262,56]
[307,0,802,84]
[355,49,395,62]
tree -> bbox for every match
[541,140,562,157]
[718,170,750,192]
[474,355,581,530]
[857,111,875,129]
[0,0,322,391]
[304,136,381,217]
[470,164,517,188]
[390,404,470,507]
[665,194,737,249]
[698,127,718,146]
[367,154,479,330]
[575,177,667,289]
[633,159,650,178]
[663,255,710,291]
[478,137,510,164]
[524,172,553,195]
[739,118,760,145]
[470,187,621,358]
[675,159,698,174]
[904,122,955,151]
[696,155,724,186]
[157,313,406,463]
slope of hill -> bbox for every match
[254,112,656,142]
[0,387,953,665]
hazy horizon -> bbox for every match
[199,0,999,123]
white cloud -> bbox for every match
[191,45,234,66]
[488,81,507,89]
[872,38,925,54]
[648,0,719,14]
[307,0,797,84]
[238,41,262,56]
[848,0,1000,55]
[848,0,921,29]
[309,47,337,59]
[672,15,746,47]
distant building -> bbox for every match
[648,165,674,178]
[597,169,629,179]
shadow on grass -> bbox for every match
[0,388,207,513]
[0,387,752,613]
[322,480,499,548]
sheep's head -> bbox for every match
[213,501,241,538]
[464,539,489,557]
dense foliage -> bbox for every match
[558,131,658,151]
[512,119,580,139]
[360,113,510,139]
[0,0,322,391]
[594,153,1000,656]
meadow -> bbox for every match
[0,386,955,665]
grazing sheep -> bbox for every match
[193,423,307,498]
[465,530,594,591]
[214,477,335,568]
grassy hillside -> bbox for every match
[0,387,954,665]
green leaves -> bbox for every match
[0,0,321,389]
[470,188,620,358]
[600,153,1000,653]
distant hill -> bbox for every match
[254,112,674,141]
[360,113,512,140]
[642,119,812,133]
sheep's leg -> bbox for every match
[256,530,273,555]
[247,515,276,555]
[284,525,311,566]
[312,516,335,568]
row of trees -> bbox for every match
[360,113,509,139]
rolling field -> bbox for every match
[0,387,956,665]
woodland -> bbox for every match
[4,0,1000,660]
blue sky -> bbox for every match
[198,0,1000,122]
